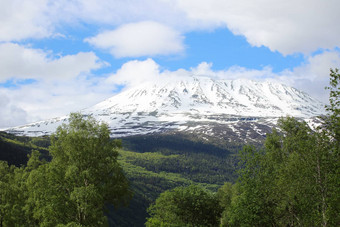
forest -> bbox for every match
[0,69,339,226]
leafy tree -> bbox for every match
[216,182,236,226]
[26,113,132,226]
[322,69,340,226]
[226,144,279,226]
[146,184,222,227]
[217,182,233,212]
[0,161,16,226]
[0,161,29,226]
[325,68,340,136]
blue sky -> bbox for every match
[0,0,340,127]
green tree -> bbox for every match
[226,144,278,226]
[216,182,235,226]
[321,68,340,226]
[0,161,29,226]
[324,68,340,142]
[26,113,132,226]
[275,118,323,226]
[146,184,222,227]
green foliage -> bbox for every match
[216,182,235,226]
[0,160,31,226]
[324,68,340,149]
[326,68,340,116]
[227,145,278,226]
[146,184,222,227]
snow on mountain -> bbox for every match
[4,76,325,140]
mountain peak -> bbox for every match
[4,76,325,139]
[90,76,323,117]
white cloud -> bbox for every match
[0,0,52,41]
[106,58,160,86]
[85,21,185,58]
[0,0,189,42]
[277,51,340,103]
[174,0,340,55]
[58,0,189,29]
[1,89,88,128]
[0,74,117,128]
[2,0,338,55]
[191,62,275,80]
[0,92,28,128]
[0,43,105,82]
[0,43,109,128]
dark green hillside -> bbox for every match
[0,132,50,166]
[122,133,241,184]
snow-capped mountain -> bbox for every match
[5,76,325,141]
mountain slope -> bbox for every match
[92,77,322,117]
[4,76,325,140]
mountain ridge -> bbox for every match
[4,76,325,141]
